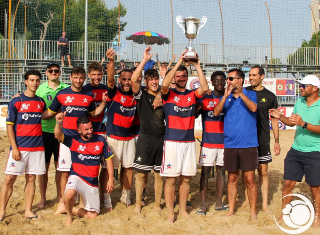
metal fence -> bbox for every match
[1,39,319,66]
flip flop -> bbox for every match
[26,214,39,220]
[196,208,207,215]
[215,205,229,211]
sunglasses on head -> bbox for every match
[48,69,60,74]
[227,77,241,81]
[299,84,311,89]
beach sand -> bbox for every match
[0,130,318,234]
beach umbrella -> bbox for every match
[126,31,170,45]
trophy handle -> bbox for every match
[197,16,207,34]
[176,15,185,34]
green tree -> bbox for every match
[287,31,320,66]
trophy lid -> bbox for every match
[183,17,200,23]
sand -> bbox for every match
[0,130,318,235]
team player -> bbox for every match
[196,71,227,215]
[131,47,164,213]
[160,50,208,222]
[0,70,46,221]
[43,67,107,214]
[83,62,111,211]
[105,49,140,206]
[270,75,320,227]
[243,65,281,213]
[214,68,258,220]
[54,114,114,226]
[35,62,69,209]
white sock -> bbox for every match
[104,193,112,208]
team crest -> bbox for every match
[47,95,52,101]
[202,154,207,159]
[166,163,172,169]
[207,101,216,108]
[9,162,15,167]
[174,96,180,103]
[83,98,88,103]
[77,145,86,152]
[61,159,66,164]
[120,96,126,104]
[20,103,30,111]
[64,96,75,104]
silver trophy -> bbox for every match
[176,15,207,61]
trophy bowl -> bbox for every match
[176,15,207,61]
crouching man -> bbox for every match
[54,113,114,226]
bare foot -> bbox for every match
[54,202,66,215]
[224,211,235,216]
[277,214,283,224]
[179,210,190,218]
[250,214,257,221]
[141,200,145,206]
[154,206,162,212]
[241,200,249,208]
[0,213,5,221]
[134,205,142,214]
[25,213,41,220]
[65,216,73,226]
[106,207,112,212]
[37,198,46,209]
[167,214,174,223]
[262,206,272,214]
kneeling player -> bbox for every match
[54,114,114,226]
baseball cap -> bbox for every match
[47,62,60,69]
[299,75,320,88]
[120,59,124,62]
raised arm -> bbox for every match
[167,54,177,69]
[155,53,161,69]
[132,47,153,94]
[189,57,208,96]
[214,82,232,116]
[161,49,187,95]
[54,112,66,142]
[106,48,116,88]
[89,92,108,118]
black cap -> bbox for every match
[120,59,124,62]
[47,62,60,69]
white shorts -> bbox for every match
[107,136,136,169]
[5,150,45,175]
[57,143,72,172]
[65,175,100,213]
[199,147,224,166]
[160,141,197,177]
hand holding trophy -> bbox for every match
[176,15,207,61]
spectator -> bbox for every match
[57,31,72,68]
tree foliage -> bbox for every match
[1,0,127,41]
[287,31,320,65]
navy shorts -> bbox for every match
[284,148,320,186]
[43,131,60,164]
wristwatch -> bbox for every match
[302,122,308,129]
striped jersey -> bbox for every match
[84,83,108,134]
[48,87,95,136]
[6,94,46,151]
[106,85,140,140]
[163,88,202,142]
[63,134,113,187]
[201,93,224,148]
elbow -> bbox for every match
[251,105,257,112]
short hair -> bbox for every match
[228,68,245,85]
[71,67,86,76]
[251,65,265,76]
[211,71,226,83]
[119,68,133,77]
[88,62,102,73]
[76,116,91,128]
[145,69,159,79]
[176,65,188,75]
[24,70,41,80]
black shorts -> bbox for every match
[43,131,60,164]
[60,47,69,56]
[224,147,258,172]
[133,134,164,173]
[284,148,320,186]
[257,144,272,164]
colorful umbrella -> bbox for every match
[126,31,170,45]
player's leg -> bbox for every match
[164,177,177,222]
[258,163,271,213]
[61,55,65,67]
[243,170,257,220]
[24,174,38,219]
[178,175,191,218]
[241,172,249,208]
[215,165,226,209]
[198,166,211,214]
[226,171,238,216]
[0,174,17,220]
[64,188,76,226]
[154,172,163,211]
[121,167,133,206]
[67,55,72,68]
[134,172,147,213]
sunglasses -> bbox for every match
[299,84,311,89]
[227,77,241,81]
[48,69,60,74]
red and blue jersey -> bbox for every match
[201,94,224,149]
[84,83,107,134]
[106,85,140,140]
[63,134,113,187]
[163,88,202,142]
[48,87,95,136]
[6,94,46,151]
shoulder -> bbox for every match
[61,82,70,89]
[35,95,45,103]
[245,86,253,91]
[9,96,21,105]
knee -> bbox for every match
[244,176,255,187]
[3,176,16,186]
[228,175,239,184]
[26,174,36,182]
[87,212,98,219]
[64,189,76,201]
[283,181,295,192]
[181,177,190,185]
[166,178,176,187]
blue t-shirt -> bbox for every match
[223,89,258,148]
